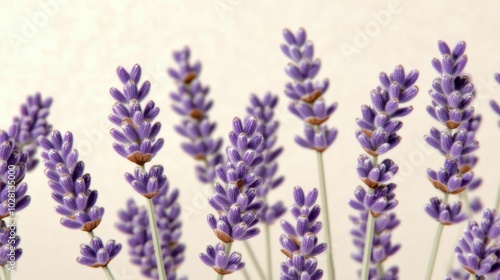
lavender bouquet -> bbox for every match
[3,24,500,280]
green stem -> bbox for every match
[145,198,167,280]
[424,193,449,280]
[242,241,266,279]
[102,266,116,280]
[1,266,6,280]
[360,206,376,280]
[88,231,95,239]
[217,243,233,280]
[315,151,336,280]
[376,262,384,278]
[263,198,273,280]
[360,156,378,280]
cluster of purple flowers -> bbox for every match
[117,182,185,279]
[0,93,54,270]
[451,209,500,279]
[246,93,286,225]
[349,64,419,279]
[109,64,186,279]
[424,41,480,231]
[8,93,53,171]
[38,130,122,268]
[279,186,326,279]
[281,28,338,152]
[168,47,224,184]
[109,64,164,170]
[200,117,264,275]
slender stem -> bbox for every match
[145,198,167,280]
[315,151,336,280]
[263,197,273,280]
[361,208,376,280]
[424,193,449,280]
[243,241,266,279]
[102,266,116,280]
[217,243,233,280]
[88,231,95,239]
[0,266,6,280]
[360,156,378,280]
[376,262,384,278]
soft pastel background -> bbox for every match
[0,0,499,279]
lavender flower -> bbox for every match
[168,47,224,184]
[246,93,286,224]
[38,130,121,272]
[109,64,163,166]
[38,131,104,231]
[77,237,122,268]
[424,197,468,225]
[454,209,500,277]
[364,267,399,280]
[445,268,472,280]
[424,40,478,280]
[201,116,264,276]
[116,184,185,279]
[349,185,398,218]
[425,41,478,194]
[8,93,53,171]
[350,212,400,274]
[355,65,418,156]
[124,165,168,199]
[0,131,31,219]
[109,64,173,279]
[427,41,474,129]
[351,64,418,280]
[281,28,338,152]
[427,158,474,194]
[200,243,244,275]
[355,155,398,189]
[279,187,325,280]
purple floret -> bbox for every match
[168,47,224,184]
[281,28,338,152]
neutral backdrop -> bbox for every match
[1,0,500,279]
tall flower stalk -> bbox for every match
[168,47,224,185]
[350,64,419,279]
[246,92,285,280]
[108,64,168,279]
[199,117,264,279]
[423,41,478,280]
[38,130,121,279]
[280,27,338,280]
[279,186,326,279]
[116,181,185,279]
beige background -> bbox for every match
[1,0,500,279]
